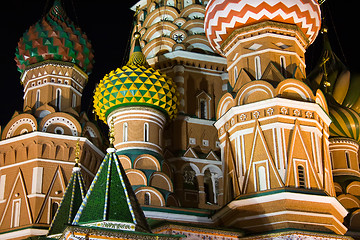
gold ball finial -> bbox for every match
[134,31,141,39]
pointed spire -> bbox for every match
[47,141,86,237]
[72,147,151,233]
[126,32,150,68]
[47,0,68,23]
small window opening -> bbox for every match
[144,192,150,205]
[297,165,306,188]
[123,123,128,142]
[345,152,351,168]
[144,123,149,142]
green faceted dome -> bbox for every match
[15,0,94,74]
[93,35,178,123]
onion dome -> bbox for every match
[308,28,360,142]
[308,29,360,110]
[329,106,360,143]
[204,0,321,54]
[15,0,94,74]
[93,33,179,123]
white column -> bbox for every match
[0,175,6,201]
[210,172,218,204]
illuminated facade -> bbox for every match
[0,0,360,239]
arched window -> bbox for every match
[159,128,162,145]
[204,169,218,204]
[144,192,151,205]
[258,166,267,191]
[54,127,64,135]
[297,165,306,188]
[55,88,61,111]
[123,123,128,142]
[345,151,351,168]
[35,90,40,108]
[280,56,286,77]
[197,91,211,119]
[12,200,21,227]
[254,56,261,80]
[144,123,149,142]
[200,100,207,119]
[51,202,59,220]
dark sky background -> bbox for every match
[0,0,358,127]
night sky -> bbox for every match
[0,0,358,128]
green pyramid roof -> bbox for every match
[72,148,151,233]
[47,165,86,237]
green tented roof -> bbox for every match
[72,148,151,233]
[47,166,86,237]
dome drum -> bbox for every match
[221,20,309,56]
[108,106,166,154]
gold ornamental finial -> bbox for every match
[109,118,115,147]
[74,139,80,167]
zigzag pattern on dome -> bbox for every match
[93,65,178,123]
[15,0,94,74]
[204,0,321,54]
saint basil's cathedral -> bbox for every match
[0,0,359,239]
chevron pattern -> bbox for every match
[205,0,321,53]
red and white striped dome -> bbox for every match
[204,0,321,54]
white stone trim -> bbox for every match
[215,98,331,130]
[42,117,78,136]
[6,118,37,139]
[0,228,48,239]
[143,210,213,224]
[0,158,95,178]
[213,192,348,221]
[0,132,104,158]
[147,50,227,66]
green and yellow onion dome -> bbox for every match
[308,28,360,142]
[93,34,179,123]
[15,0,94,75]
[329,105,360,143]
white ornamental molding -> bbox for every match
[6,118,37,139]
[42,117,78,136]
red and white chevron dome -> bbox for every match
[204,0,321,54]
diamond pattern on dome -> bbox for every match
[93,65,179,123]
[14,0,94,74]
